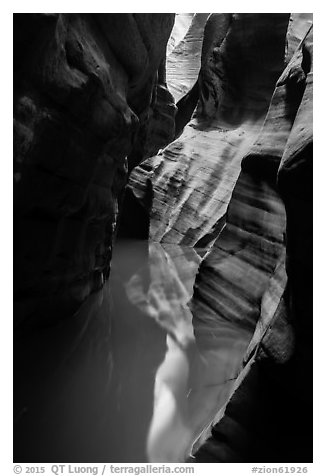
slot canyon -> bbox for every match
[13,13,313,463]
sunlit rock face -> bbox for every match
[166,13,194,57]
[192,172,286,338]
[129,13,290,246]
[13,13,175,326]
[166,13,209,102]
[192,17,313,463]
[285,13,313,62]
[14,12,313,464]
[191,164,289,462]
[127,12,312,462]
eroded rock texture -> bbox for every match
[193,18,313,463]
[129,14,290,245]
[13,13,175,326]
[166,13,209,102]
[128,13,313,462]
[14,12,313,464]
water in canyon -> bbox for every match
[14,238,256,463]
[13,12,312,464]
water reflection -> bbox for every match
[14,239,255,463]
[111,240,254,462]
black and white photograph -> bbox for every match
[10,4,316,471]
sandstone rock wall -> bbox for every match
[127,12,313,462]
[13,13,175,327]
[166,13,210,102]
[193,18,313,463]
[14,12,313,463]
[129,14,290,246]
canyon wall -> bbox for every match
[14,13,175,327]
[128,13,313,462]
[14,14,176,461]
[14,13,313,463]
[129,14,291,245]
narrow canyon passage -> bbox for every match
[14,161,288,462]
[13,236,261,462]
[13,239,248,462]
[14,13,313,463]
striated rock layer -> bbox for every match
[166,13,210,102]
[193,18,313,463]
[129,14,290,246]
[13,13,175,327]
[128,13,313,462]
[14,12,313,464]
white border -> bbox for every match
[2,3,323,473]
